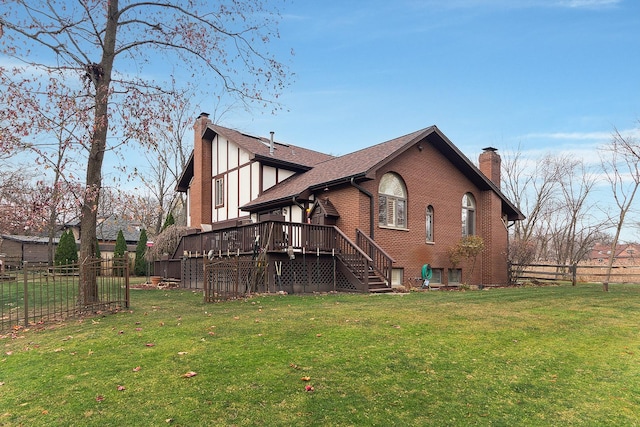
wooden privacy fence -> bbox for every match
[0,258,129,332]
[510,263,640,285]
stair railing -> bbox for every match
[355,229,394,287]
[333,226,372,287]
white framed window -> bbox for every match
[461,193,476,237]
[215,177,224,207]
[391,268,403,287]
[426,205,434,243]
[378,173,407,229]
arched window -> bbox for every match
[426,205,434,243]
[378,173,407,228]
[461,193,476,237]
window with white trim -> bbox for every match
[461,193,476,237]
[378,173,407,229]
[426,205,434,243]
[215,177,224,207]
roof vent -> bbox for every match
[269,131,275,155]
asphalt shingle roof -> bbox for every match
[242,127,433,210]
[207,124,334,168]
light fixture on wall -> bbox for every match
[417,143,423,151]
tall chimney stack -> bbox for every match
[191,112,212,229]
[479,147,501,189]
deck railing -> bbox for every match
[178,221,339,257]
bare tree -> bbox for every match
[599,127,640,291]
[502,147,605,286]
[547,156,601,266]
[502,148,561,264]
[1,0,290,305]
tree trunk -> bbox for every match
[77,0,118,307]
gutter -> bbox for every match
[350,177,374,239]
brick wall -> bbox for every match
[190,114,213,228]
[327,139,510,287]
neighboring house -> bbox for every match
[586,242,640,265]
[174,113,524,291]
[1,218,143,269]
[0,235,60,266]
[66,217,141,266]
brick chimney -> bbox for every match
[479,147,501,189]
[190,112,212,229]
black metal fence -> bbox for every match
[0,258,129,332]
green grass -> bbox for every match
[1,283,640,426]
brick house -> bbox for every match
[586,242,640,265]
[174,113,523,292]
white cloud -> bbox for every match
[520,128,639,142]
[557,0,621,8]
[410,0,621,9]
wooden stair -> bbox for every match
[339,253,392,293]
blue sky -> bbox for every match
[228,0,639,161]
[3,0,640,239]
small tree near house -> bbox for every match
[134,229,148,277]
[162,213,175,232]
[448,236,485,285]
[113,230,128,277]
[55,230,78,267]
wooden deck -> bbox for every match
[169,221,394,293]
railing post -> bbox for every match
[22,261,28,327]
[571,263,577,286]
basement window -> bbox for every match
[448,268,462,284]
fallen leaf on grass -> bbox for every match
[145,343,155,347]
[316,334,322,337]
[117,385,126,391]
[301,376,311,381]
[133,366,141,372]
[95,395,104,402]
[182,371,197,378]
[41,410,48,415]
[289,363,299,370]
[178,352,188,355]
[305,385,315,392]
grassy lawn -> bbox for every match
[1,283,639,426]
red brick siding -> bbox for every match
[190,116,212,228]
[326,141,509,287]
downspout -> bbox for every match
[350,177,374,239]
[292,195,306,222]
